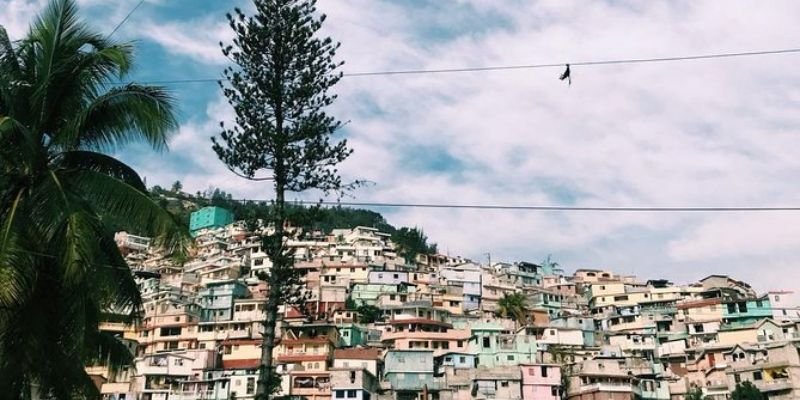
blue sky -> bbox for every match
[5,0,800,302]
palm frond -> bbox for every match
[64,169,190,254]
[54,151,147,192]
[64,84,178,152]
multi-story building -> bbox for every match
[520,364,562,400]
[90,216,800,400]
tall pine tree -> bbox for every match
[213,1,352,398]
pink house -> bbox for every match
[521,363,562,400]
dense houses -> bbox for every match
[92,206,800,400]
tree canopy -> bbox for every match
[0,0,184,396]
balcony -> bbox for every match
[197,327,252,341]
[579,382,634,393]
[755,379,794,393]
[291,374,331,396]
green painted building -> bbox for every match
[722,296,772,324]
[189,206,234,234]
[470,322,538,368]
[338,323,368,347]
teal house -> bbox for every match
[384,350,444,394]
[198,280,249,322]
[190,206,234,235]
[722,296,772,324]
[338,323,368,347]
[470,322,538,368]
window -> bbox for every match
[551,387,559,396]
[739,303,748,313]
[174,359,183,366]
[507,355,514,361]
[350,268,355,273]
[460,356,466,363]
[390,295,396,301]
[541,366,548,377]
[393,274,399,279]
[347,390,357,398]
[694,324,704,333]
[727,304,737,314]
[775,295,781,302]
[483,337,491,348]
[501,381,509,387]
[247,377,255,394]
[343,331,349,337]
[734,373,741,384]
[753,371,763,381]
[756,300,763,308]
[457,340,464,348]
[160,327,182,336]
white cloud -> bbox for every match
[0,0,47,38]
[15,0,800,300]
[138,17,230,65]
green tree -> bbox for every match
[392,226,437,264]
[686,387,711,400]
[731,381,763,400]
[497,292,529,325]
[213,0,353,398]
[171,180,183,193]
[0,0,183,396]
[357,304,383,324]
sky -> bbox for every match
[4,0,800,302]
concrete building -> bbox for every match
[190,206,234,234]
[521,364,561,400]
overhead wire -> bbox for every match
[108,0,146,38]
[204,198,800,213]
[110,47,800,86]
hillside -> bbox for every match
[150,185,437,262]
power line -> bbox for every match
[108,0,146,38]
[224,199,800,213]
[112,47,800,86]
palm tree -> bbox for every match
[497,292,529,325]
[0,0,184,397]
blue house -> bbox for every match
[723,296,772,324]
[435,351,476,374]
[439,263,482,312]
[384,350,440,393]
[198,280,249,322]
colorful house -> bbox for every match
[471,322,538,368]
[521,363,562,400]
[190,206,234,234]
[722,296,773,324]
